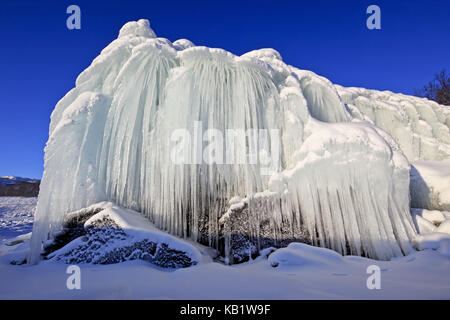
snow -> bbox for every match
[28,19,449,264]
[409,206,450,256]
[2,239,450,299]
[437,220,450,234]
[118,19,156,39]
[413,233,450,254]
[410,160,450,211]
[80,203,206,263]
[411,208,446,225]
[268,242,345,267]
[45,203,207,266]
[1,199,450,299]
[0,197,36,241]
[172,39,195,51]
[412,214,437,234]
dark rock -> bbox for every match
[219,197,310,264]
[44,208,196,269]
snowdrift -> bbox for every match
[29,19,449,264]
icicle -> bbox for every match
[28,19,427,264]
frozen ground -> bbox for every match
[0,198,449,299]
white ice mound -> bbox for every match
[337,85,450,161]
[267,120,415,260]
[29,19,439,264]
[118,19,156,39]
[410,208,450,256]
[268,242,344,268]
[410,159,450,211]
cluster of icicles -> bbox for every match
[29,19,422,264]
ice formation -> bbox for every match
[336,85,450,161]
[29,19,450,264]
[410,160,450,211]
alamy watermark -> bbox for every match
[366,5,381,30]
[66,265,81,290]
[170,121,281,176]
[366,264,381,290]
[66,5,81,30]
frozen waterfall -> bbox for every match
[27,19,443,264]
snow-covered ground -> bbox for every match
[0,197,36,241]
[0,199,449,299]
[0,249,449,299]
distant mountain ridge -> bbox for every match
[0,176,40,197]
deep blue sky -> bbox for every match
[0,0,449,179]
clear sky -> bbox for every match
[0,0,449,179]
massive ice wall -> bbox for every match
[28,19,429,263]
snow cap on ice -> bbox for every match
[118,19,156,39]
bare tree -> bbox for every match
[414,69,450,106]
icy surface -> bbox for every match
[29,19,450,263]
[265,119,416,260]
